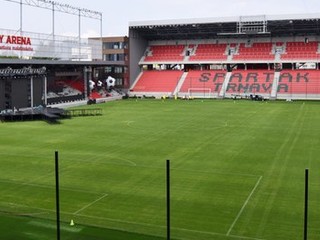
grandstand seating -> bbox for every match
[144,45,185,62]
[63,80,85,92]
[278,70,320,95]
[90,90,103,99]
[189,44,228,61]
[226,70,275,95]
[179,70,227,96]
[233,42,275,61]
[281,41,320,60]
[134,40,320,99]
[131,70,183,93]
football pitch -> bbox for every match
[1,99,320,240]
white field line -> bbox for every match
[228,234,265,240]
[227,176,263,236]
[1,201,265,240]
[170,167,261,178]
[71,212,266,240]
[0,178,104,195]
[68,156,137,167]
[73,193,108,215]
[135,164,261,178]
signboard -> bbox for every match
[0,35,33,52]
[0,29,102,61]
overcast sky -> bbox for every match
[0,0,319,37]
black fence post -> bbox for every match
[55,151,61,240]
[304,168,309,240]
[166,159,171,240]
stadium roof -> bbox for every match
[129,13,320,40]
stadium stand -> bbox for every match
[130,70,184,94]
[63,79,85,92]
[89,90,103,99]
[128,13,320,102]
[144,45,185,62]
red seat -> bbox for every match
[226,70,275,94]
[281,41,319,60]
[189,44,228,61]
[179,70,227,94]
[278,70,320,94]
[144,45,185,62]
[131,70,183,92]
[233,42,274,61]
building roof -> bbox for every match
[0,59,124,66]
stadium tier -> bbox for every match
[130,69,320,100]
[140,41,320,63]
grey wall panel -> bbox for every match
[33,77,43,106]
[129,29,148,87]
[0,81,5,110]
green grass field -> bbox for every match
[1,99,320,240]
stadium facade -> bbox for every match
[128,13,320,100]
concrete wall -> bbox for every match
[129,29,148,87]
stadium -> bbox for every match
[1,1,320,240]
[128,14,320,100]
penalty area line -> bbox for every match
[226,175,263,236]
[73,193,108,215]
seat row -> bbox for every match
[142,42,320,62]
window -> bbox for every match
[116,78,123,85]
[104,66,112,73]
[104,54,126,61]
[115,67,123,73]
[103,41,127,49]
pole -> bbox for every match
[44,75,47,106]
[20,0,23,33]
[100,14,103,39]
[30,76,33,108]
[304,168,309,240]
[78,9,81,60]
[166,159,170,240]
[52,2,55,37]
[55,151,60,240]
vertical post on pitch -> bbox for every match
[55,151,60,240]
[304,168,309,240]
[166,159,171,240]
